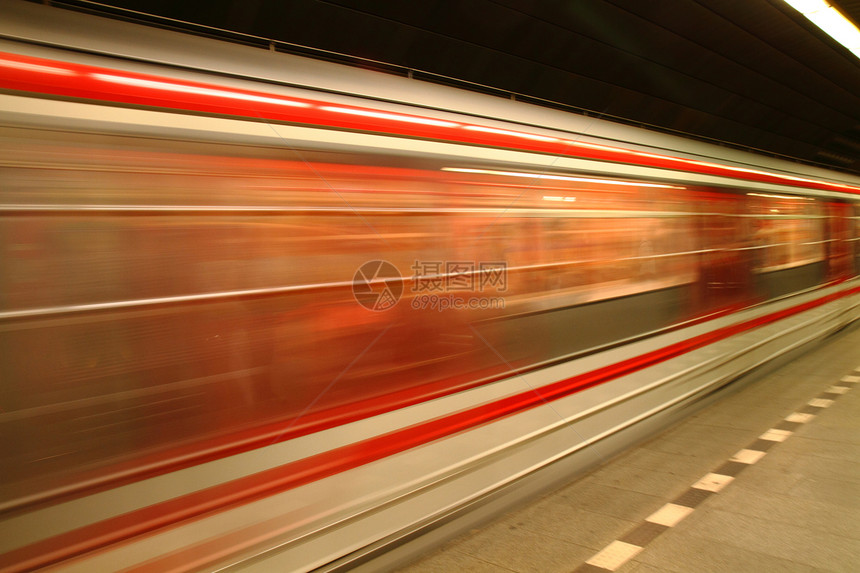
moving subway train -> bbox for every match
[1,2,859,571]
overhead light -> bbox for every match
[784,0,860,59]
[320,106,460,127]
[92,73,312,107]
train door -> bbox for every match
[824,201,853,281]
[694,190,753,313]
[855,203,860,275]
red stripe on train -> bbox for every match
[1,285,857,572]
[0,52,858,196]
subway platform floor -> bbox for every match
[395,322,860,573]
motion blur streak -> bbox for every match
[0,130,708,502]
[0,50,859,194]
[0,3,858,570]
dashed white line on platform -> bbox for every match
[572,369,855,573]
[645,503,695,527]
[760,428,792,442]
[730,448,767,464]
[585,540,643,571]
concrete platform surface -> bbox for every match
[395,323,860,573]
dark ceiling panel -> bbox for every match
[44,0,860,174]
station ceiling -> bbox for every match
[51,0,860,175]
